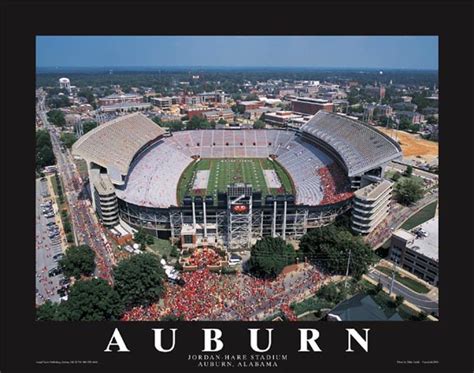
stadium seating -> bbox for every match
[301,111,402,176]
[104,128,355,208]
[116,141,193,208]
[72,113,165,176]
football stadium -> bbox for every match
[72,111,402,250]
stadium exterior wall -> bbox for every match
[117,195,352,242]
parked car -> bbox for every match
[59,278,70,287]
[228,254,242,266]
[53,253,64,261]
[48,268,62,277]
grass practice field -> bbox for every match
[178,158,294,204]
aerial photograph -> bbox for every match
[35,36,439,322]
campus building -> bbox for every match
[389,217,439,286]
[291,97,334,115]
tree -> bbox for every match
[113,253,166,308]
[246,93,259,101]
[398,117,412,131]
[134,228,150,246]
[162,120,184,132]
[47,109,66,127]
[317,283,340,303]
[248,237,296,279]
[152,116,162,125]
[299,225,374,279]
[36,130,55,171]
[404,165,413,177]
[66,232,74,243]
[63,221,72,234]
[253,120,266,129]
[409,123,421,133]
[217,118,227,125]
[82,121,98,134]
[394,295,405,308]
[170,246,179,258]
[395,177,424,205]
[79,88,96,108]
[231,104,246,115]
[391,172,402,182]
[186,115,211,130]
[58,245,96,280]
[36,300,62,321]
[47,95,71,109]
[146,234,154,245]
[60,132,77,149]
[59,279,123,321]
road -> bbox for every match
[367,268,439,315]
[35,178,64,304]
[388,161,439,182]
[37,101,115,284]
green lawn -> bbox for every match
[401,201,438,230]
[375,265,431,294]
[147,237,175,258]
[177,158,294,205]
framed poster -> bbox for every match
[1,1,472,372]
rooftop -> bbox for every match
[240,100,262,106]
[328,293,403,321]
[293,97,330,104]
[406,217,439,261]
[102,93,142,99]
[90,169,115,195]
[393,229,415,242]
[354,179,393,200]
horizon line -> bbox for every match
[36,65,439,71]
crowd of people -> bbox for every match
[318,164,353,205]
[70,198,114,284]
[121,263,326,321]
[280,303,298,321]
[181,248,224,269]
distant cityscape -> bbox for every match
[35,37,438,323]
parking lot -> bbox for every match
[35,177,69,305]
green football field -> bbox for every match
[177,158,294,204]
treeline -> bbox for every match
[152,116,217,132]
[36,130,55,172]
[36,69,438,92]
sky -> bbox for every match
[36,36,438,70]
